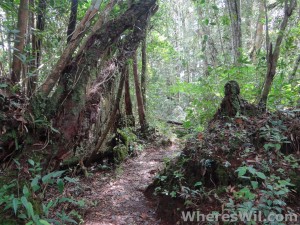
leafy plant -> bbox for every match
[259,121,290,152]
[0,159,84,225]
[226,166,296,224]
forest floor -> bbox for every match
[81,141,181,225]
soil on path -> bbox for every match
[82,143,180,225]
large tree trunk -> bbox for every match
[11,0,29,84]
[0,0,157,166]
[133,51,148,132]
[52,0,156,163]
[85,7,155,164]
[226,0,242,65]
[259,0,297,110]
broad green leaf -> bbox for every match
[21,197,29,213]
[194,181,202,187]
[18,213,27,219]
[236,166,247,177]
[64,176,79,183]
[247,166,256,175]
[251,181,258,189]
[31,176,41,192]
[256,172,266,180]
[13,159,20,167]
[21,197,34,218]
[28,159,35,166]
[57,179,64,194]
[39,220,51,225]
[23,185,30,197]
[275,190,287,195]
[170,191,176,198]
[51,170,65,177]
[275,143,281,150]
[12,198,18,215]
[42,170,65,184]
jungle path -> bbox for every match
[82,142,181,225]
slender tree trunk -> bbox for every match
[259,0,297,110]
[289,54,300,82]
[0,18,5,55]
[36,0,46,69]
[141,37,147,107]
[133,51,148,132]
[250,0,264,61]
[27,0,36,96]
[264,0,270,58]
[213,0,226,64]
[27,0,46,95]
[11,0,29,84]
[7,16,12,76]
[124,63,135,126]
[67,0,79,43]
[94,72,126,153]
[0,18,6,76]
[38,0,104,97]
[226,0,242,65]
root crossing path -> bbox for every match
[83,143,180,225]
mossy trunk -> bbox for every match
[0,0,158,168]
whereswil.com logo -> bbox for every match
[181,211,299,223]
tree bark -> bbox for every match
[226,0,242,65]
[75,0,118,58]
[250,0,264,61]
[86,7,155,164]
[38,0,103,97]
[53,0,156,163]
[133,51,148,132]
[263,0,270,59]
[124,63,135,126]
[141,37,147,107]
[27,0,46,96]
[213,0,226,64]
[289,54,300,82]
[93,71,126,154]
[36,0,46,69]
[259,0,297,110]
[11,0,29,84]
[67,0,79,43]
[27,0,36,96]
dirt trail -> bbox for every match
[82,143,180,225]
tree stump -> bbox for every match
[214,80,259,118]
[218,80,241,117]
